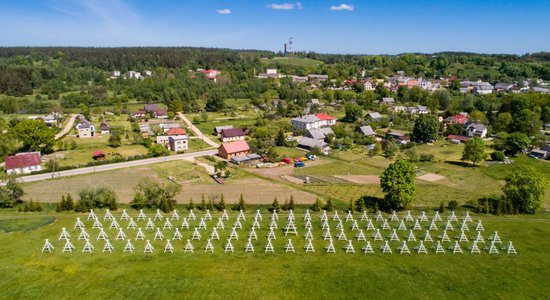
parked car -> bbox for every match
[294,161,305,168]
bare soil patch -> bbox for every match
[417,173,446,182]
[333,175,380,184]
[177,178,317,204]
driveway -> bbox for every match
[177,112,219,148]
[55,114,77,140]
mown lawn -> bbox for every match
[191,118,256,138]
[0,209,549,299]
[52,135,149,167]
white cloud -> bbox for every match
[330,4,354,11]
[216,9,231,15]
[267,2,303,10]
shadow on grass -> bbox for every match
[445,160,476,168]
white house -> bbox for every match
[99,121,110,134]
[291,113,337,131]
[127,71,142,79]
[169,136,188,152]
[4,152,42,174]
[364,80,376,91]
[291,115,321,131]
[466,123,488,138]
[474,86,494,95]
[75,118,95,138]
[157,127,188,151]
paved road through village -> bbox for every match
[13,149,218,184]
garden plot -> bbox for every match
[334,175,380,184]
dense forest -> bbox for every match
[0,47,549,128]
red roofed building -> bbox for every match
[220,128,245,143]
[166,127,187,136]
[315,113,337,126]
[218,140,250,160]
[4,152,42,174]
[156,127,188,151]
[92,150,106,160]
[200,69,220,81]
[446,114,468,125]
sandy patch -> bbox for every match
[334,175,380,184]
[417,173,446,182]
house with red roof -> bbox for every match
[92,150,106,160]
[218,140,250,160]
[446,114,468,125]
[4,152,42,174]
[291,113,337,132]
[200,69,220,81]
[220,128,245,143]
[165,127,187,136]
[156,127,188,151]
[315,113,337,126]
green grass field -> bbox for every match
[1,208,549,299]
[52,135,149,167]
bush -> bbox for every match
[131,179,180,212]
[75,186,118,212]
[447,200,458,210]
[19,200,43,212]
[438,201,445,213]
[56,194,75,212]
[491,151,505,161]
[476,196,515,215]
[348,199,356,212]
[232,194,247,211]
[215,194,226,211]
[311,198,323,211]
[355,198,365,212]
[268,197,280,212]
[281,199,289,211]
[198,194,207,211]
[187,198,195,211]
[419,153,435,162]
[288,195,295,210]
[323,198,334,211]
[148,144,170,157]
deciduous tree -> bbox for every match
[461,137,487,166]
[12,119,55,153]
[379,159,416,210]
[503,166,545,214]
[412,114,439,142]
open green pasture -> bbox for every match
[1,209,549,299]
[52,135,148,167]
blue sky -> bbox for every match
[0,0,549,54]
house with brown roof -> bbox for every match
[75,117,95,138]
[99,121,111,134]
[220,128,245,143]
[218,140,250,160]
[4,152,42,174]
